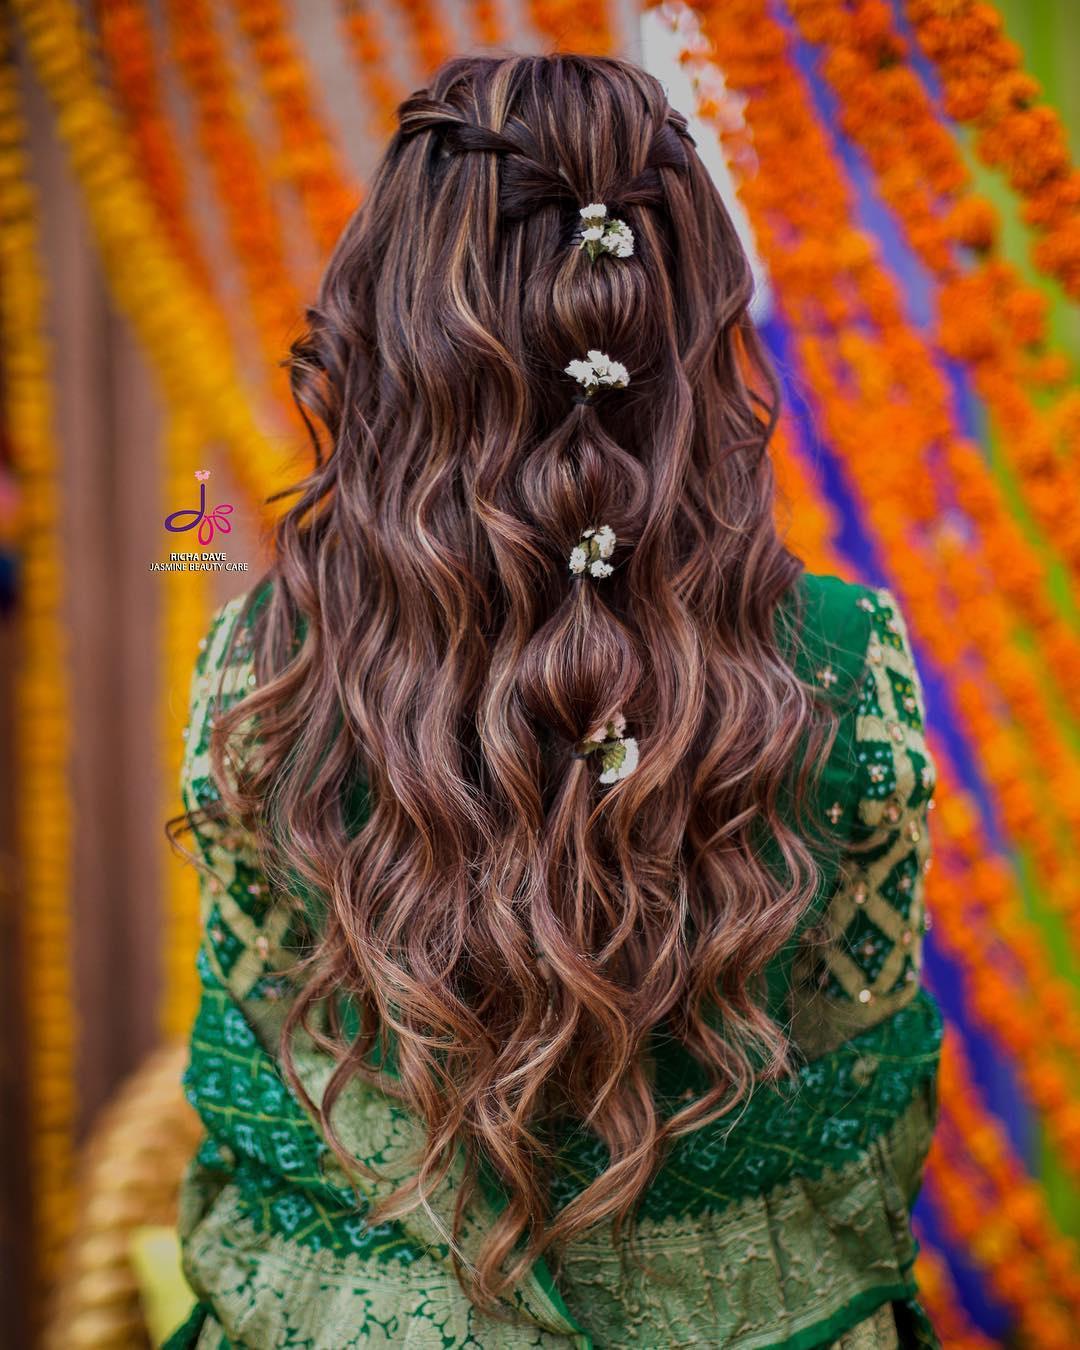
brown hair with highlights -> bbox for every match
[201,51,840,1320]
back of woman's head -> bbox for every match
[211,50,837,1314]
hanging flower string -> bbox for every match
[578,202,634,260]
[569,524,616,579]
[0,22,79,1285]
[564,349,630,397]
[575,712,639,784]
[667,0,1080,957]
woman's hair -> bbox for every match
[204,51,839,1318]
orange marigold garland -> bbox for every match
[396,0,456,78]
[159,419,212,1040]
[93,0,306,451]
[470,0,506,48]
[787,0,1080,588]
[93,0,216,297]
[229,0,358,258]
[662,3,1080,942]
[734,324,846,575]
[911,1231,997,1350]
[905,0,1080,299]
[338,0,408,138]
[13,0,293,516]
[928,1025,1080,1343]
[163,0,306,393]
[668,0,1080,694]
[528,0,620,57]
[0,20,79,1291]
[770,415,846,576]
[926,752,1080,1187]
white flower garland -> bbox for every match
[576,710,639,783]
[578,202,634,260]
[564,348,630,396]
[569,523,616,578]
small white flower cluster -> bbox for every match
[578,711,639,784]
[569,523,616,579]
[564,349,630,396]
[578,203,635,260]
[559,210,636,781]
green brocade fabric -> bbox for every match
[163,572,943,1350]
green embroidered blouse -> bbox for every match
[164,571,943,1350]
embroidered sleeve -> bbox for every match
[789,586,936,1058]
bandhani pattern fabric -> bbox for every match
[163,571,943,1349]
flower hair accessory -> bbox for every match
[564,349,630,398]
[569,524,616,579]
[578,203,634,261]
[574,711,639,784]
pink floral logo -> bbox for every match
[164,470,234,545]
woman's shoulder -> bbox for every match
[199,575,274,650]
[783,569,880,696]
[186,577,279,709]
[790,568,911,636]
[781,569,917,704]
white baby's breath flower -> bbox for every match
[593,524,616,557]
[601,220,635,258]
[569,523,617,580]
[564,358,594,384]
[601,359,629,388]
[586,350,629,388]
[578,204,635,262]
[565,352,630,395]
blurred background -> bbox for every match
[2,0,1079,1344]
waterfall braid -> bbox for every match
[197,52,841,1320]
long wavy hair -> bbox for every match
[201,51,840,1320]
